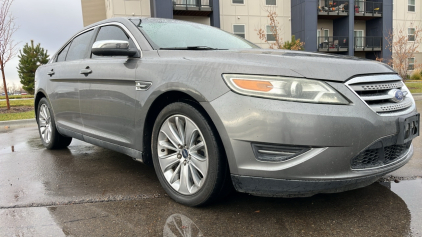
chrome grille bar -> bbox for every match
[346,75,416,116]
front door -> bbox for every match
[79,25,139,147]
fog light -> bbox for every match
[252,143,311,162]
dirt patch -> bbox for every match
[0,106,34,114]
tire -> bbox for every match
[37,97,72,149]
[151,102,230,206]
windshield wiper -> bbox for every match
[159,46,227,50]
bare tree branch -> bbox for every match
[0,0,18,110]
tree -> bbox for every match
[281,35,305,50]
[0,0,18,109]
[256,7,304,50]
[17,40,49,94]
[384,21,422,80]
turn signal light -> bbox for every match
[232,79,273,92]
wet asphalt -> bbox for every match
[0,101,421,237]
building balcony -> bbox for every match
[317,36,349,52]
[318,0,349,18]
[354,36,382,51]
[173,0,212,16]
[355,1,382,18]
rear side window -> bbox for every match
[92,25,135,58]
[66,30,94,61]
[56,43,70,62]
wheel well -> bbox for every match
[34,91,46,121]
[142,91,221,166]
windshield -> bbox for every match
[131,18,259,50]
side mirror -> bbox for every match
[91,40,137,57]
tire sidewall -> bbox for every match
[152,102,222,206]
[37,98,58,149]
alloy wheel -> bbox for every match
[38,104,53,144]
[157,115,209,195]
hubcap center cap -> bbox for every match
[181,149,189,158]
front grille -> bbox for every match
[347,75,414,115]
[351,142,411,170]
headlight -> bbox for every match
[222,74,349,104]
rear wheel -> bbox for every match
[37,97,72,149]
[152,102,230,206]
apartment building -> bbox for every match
[292,0,392,61]
[81,0,421,67]
[80,0,290,48]
[393,0,422,70]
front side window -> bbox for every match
[408,28,415,41]
[133,19,258,50]
[266,0,276,5]
[266,25,276,41]
[66,30,94,61]
[232,0,244,4]
[92,25,135,58]
[408,58,415,70]
[56,43,70,62]
[408,0,415,12]
[233,25,245,38]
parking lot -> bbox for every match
[0,100,421,236]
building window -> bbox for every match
[408,28,415,41]
[266,0,276,5]
[409,0,415,12]
[232,0,244,4]
[408,58,415,70]
[266,25,276,41]
[233,25,245,38]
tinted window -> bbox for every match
[66,30,94,61]
[92,25,135,58]
[233,0,244,4]
[266,0,276,5]
[135,19,258,50]
[56,43,70,62]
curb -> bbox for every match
[0,118,37,130]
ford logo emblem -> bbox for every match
[388,89,406,103]
[182,149,189,158]
[395,90,404,101]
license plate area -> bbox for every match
[397,113,420,145]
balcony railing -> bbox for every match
[173,0,211,10]
[317,36,349,52]
[355,1,382,16]
[354,36,382,51]
[318,0,349,16]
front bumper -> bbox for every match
[231,145,413,197]
[203,81,417,196]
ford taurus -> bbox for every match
[34,18,420,206]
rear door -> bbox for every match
[48,29,95,132]
[79,24,139,147]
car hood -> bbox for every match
[157,49,396,82]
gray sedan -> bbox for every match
[34,18,419,206]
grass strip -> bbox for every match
[0,99,34,108]
[405,82,422,94]
[0,110,35,121]
[0,95,34,100]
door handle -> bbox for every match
[80,66,92,75]
[47,69,55,76]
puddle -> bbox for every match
[383,179,422,236]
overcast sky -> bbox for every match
[4,0,83,86]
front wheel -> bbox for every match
[152,102,230,206]
[37,97,72,149]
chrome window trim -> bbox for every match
[51,21,142,63]
[345,74,416,116]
